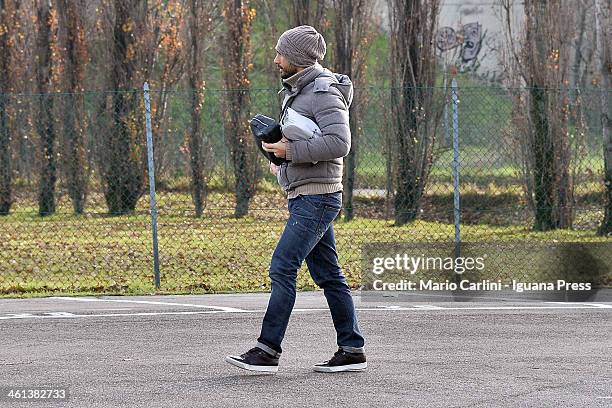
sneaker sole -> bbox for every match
[225,356,278,373]
[313,362,367,373]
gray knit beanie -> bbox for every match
[275,25,326,67]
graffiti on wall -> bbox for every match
[436,22,487,73]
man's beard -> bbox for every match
[279,66,298,79]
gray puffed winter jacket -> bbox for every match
[277,62,353,198]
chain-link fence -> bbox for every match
[0,84,610,295]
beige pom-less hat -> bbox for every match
[275,25,327,67]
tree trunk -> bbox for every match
[393,85,421,225]
[104,0,145,215]
[291,0,326,30]
[57,0,88,215]
[524,0,575,230]
[332,0,372,222]
[260,0,283,88]
[0,90,9,215]
[8,0,33,186]
[388,0,440,226]
[570,1,589,93]
[529,86,556,230]
[334,0,354,220]
[597,0,612,235]
[222,0,256,218]
[187,0,208,218]
[36,0,57,217]
[189,87,205,217]
[0,0,12,215]
[343,124,357,220]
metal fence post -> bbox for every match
[143,82,161,289]
[451,78,461,261]
[443,73,449,146]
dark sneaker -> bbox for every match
[225,347,279,373]
[313,348,367,373]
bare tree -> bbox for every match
[387,0,441,226]
[35,0,58,216]
[291,0,326,30]
[596,0,612,235]
[222,0,257,218]
[56,0,88,214]
[0,0,13,215]
[331,0,373,221]
[571,0,594,93]
[8,1,36,185]
[526,0,572,230]
[147,0,187,178]
[258,0,286,88]
[501,0,578,230]
[102,0,147,215]
[186,0,218,217]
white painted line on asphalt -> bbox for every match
[413,305,445,310]
[1,313,38,319]
[44,312,76,317]
[546,302,612,308]
[385,305,610,311]
[50,296,246,312]
[0,309,249,320]
[359,305,609,312]
[0,310,225,320]
[0,304,609,321]
[582,303,611,309]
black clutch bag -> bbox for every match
[250,114,287,166]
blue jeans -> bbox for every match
[256,192,365,357]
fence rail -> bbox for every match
[0,84,610,295]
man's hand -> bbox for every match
[262,137,288,158]
[269,162,279,176]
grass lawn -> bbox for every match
[1,189,610,298]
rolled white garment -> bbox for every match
[281,107,322,164]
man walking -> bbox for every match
[225,25,366,373]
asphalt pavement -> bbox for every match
[1,292,611,407]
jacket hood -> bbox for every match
[319,68,354,108]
